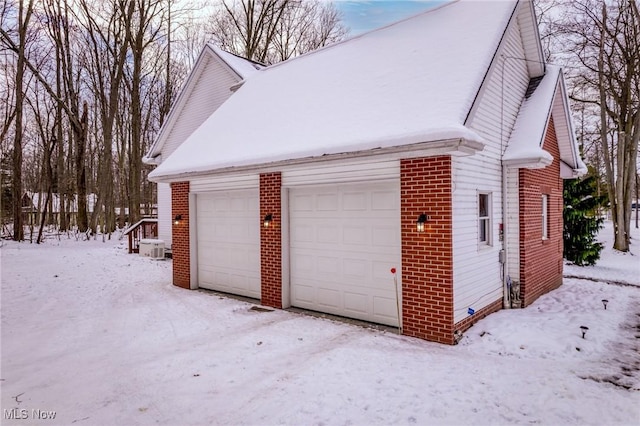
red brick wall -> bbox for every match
[171,181,191,289]
[519,116,563,306]
[260,173,282,308]
[400,156,454,344]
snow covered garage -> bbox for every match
[148,0,585,344]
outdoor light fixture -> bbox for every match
[416,213,428,232]
[580,325,589,339]
[173,214,182,225]
[602,299,608,310]
[263,214,273,228]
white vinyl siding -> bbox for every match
[505,168,520,282]
[282,158,399,186]
[191,174,259,193]
[162,56,240,158]
[452,16,531,324]
[157,182,172,249]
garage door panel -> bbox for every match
[317,288,340,309]
[316,256,340,274]
[344,292,368,314]
[293,284,314,304]
[343,225,368,245]
[291,193,314,211]
[291,224,314,243]
[197,190,260,299]
[371,190,398,210]
[317,225,339,243]
[229,196,247,212]
[343,258,367,278]
[372,261,397,282]
[317,193,339,210]
[343,192,366,211]
[290,181,401,327]
[373,226,398,247]
[214,198,229,212]
[373,296,398,320]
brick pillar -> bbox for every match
[260,173,282,308]
[171,181,191,289]
[400,156,454,344]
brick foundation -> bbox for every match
[171,181,191,289]
[519,116,563,306]
[454,299,503,337]
[400,156,454,344]
[260,173,282,308]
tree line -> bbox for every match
[536,0,639,252]
[0,0,346,243]
[1,0,637,253]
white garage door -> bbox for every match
[196,190,260,299]
[289,182,401,326]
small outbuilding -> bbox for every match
[146,0,586,344]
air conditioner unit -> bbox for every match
[139,239,165,260]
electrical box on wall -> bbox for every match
[498,249,506,264]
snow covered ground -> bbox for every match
[1,223,638,425]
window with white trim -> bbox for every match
[478,192,491,245]
[542,194,549,240]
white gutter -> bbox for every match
[148,137,485,183]
[502,154,553,169]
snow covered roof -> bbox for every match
[504,65,586,177]
[210,45,264,79]
[149,0,521,181]
[144,44,262,163]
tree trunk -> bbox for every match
[75,101,89,233]
[11,0,34,241]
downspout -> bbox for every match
[501,164,510,308]
[500,55,510,309]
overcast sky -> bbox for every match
[334,1,447,35]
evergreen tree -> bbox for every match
[563,175,607,266]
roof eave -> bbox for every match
[142,154,161,166]
[503,154,553,169]
[145,44,251,160]
[560,160,587,179]
[148,137,485,183]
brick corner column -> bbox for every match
[260,173,282,308]
[400,156,455,345]
[171,181,191,289]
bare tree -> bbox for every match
[127,0,164,226]
[9,0,35,240]
[537,0,639,251]
[271,0,347,62]
[208,0,347,64]
[79,0,135,233]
